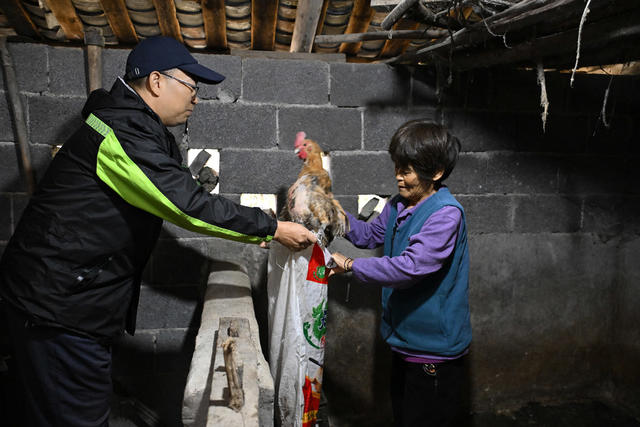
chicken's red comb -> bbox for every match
[294,131,306,147]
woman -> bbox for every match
[331,120,471,426]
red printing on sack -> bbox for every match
[306,243,329,284]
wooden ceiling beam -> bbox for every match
[251,0,278,50]
[379,19,419,58]
[0,0,41,38]
[152,0,183,42]
[46,0,84,41]
[380,0,418,30]
[339,0,374,55]
[290,0,324,53]
[201,0,226,50]
[315,0,330,37]
[99,0,138,44]
[315,28,446,43]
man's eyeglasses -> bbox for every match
[159,72,199,97]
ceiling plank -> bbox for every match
[99,0,138,44]
[290,0,325,53]
[379,19,419,58]
[251,0,278,50]
[339,0,374,55]
[152,0,183,42]
[46,0,84,41]
[201,0,226,49]
[0,0,41,38]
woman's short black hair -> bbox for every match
[388,119,461,186]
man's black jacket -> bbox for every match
[0,78,277,339]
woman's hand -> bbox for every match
[329,252,353,277]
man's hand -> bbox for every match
[273,221,316,251]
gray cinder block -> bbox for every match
[331,152,396,195]
[27,95,85,145]
[49,46,87,96]
[330,62,410,107]
[136,284,200,329]
[279,106,361,151]
[189,103,277,149]
[486,152,558,194]
[444,153,488,195]
[219,149,300,194]
[0,143,22,192]
[4,42,48,94]
[193,54,241,102]
[364,107,437,151]
[513,194,582,233]
[242,57,328,105]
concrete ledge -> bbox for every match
[182,262,274,427]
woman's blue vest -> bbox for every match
[380,187,471,355]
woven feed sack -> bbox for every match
[267,242,332,427]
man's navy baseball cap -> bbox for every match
[125,36,225,84]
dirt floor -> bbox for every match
[470,401,640,427]
[317,400,640,427]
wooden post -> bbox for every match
[84,27,105,94]
[0,36,35,194]
[290,0,325,53]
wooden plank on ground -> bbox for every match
[152,0,183,41]
[201,0,226,49]
[251,0,278,50]
[100,0,138,44]
[339,0,373,55]
[47,0,84,40]
[0,0,40,38]
[290,0,324,52]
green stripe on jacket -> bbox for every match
[87,113,271,244]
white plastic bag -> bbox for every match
[267,242,332,427]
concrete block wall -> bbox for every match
[1,41,639,425]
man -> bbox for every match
[0,36,315,426]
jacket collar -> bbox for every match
[82,77,162,126]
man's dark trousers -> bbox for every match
[2,302,111,427]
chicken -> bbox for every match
[281,132,348,247]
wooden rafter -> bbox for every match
[339,0,374,55]
[201,0,226,50]
[152,0,183,41]
[0,0,40,38]
[314,0,330,37]
[380,0,419,30]
[46,0,84,40]
[99,0,138,44]
[251,0,278,51]
[315,28,446,44]
[290,0,325,53]
[379,19,419,58]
